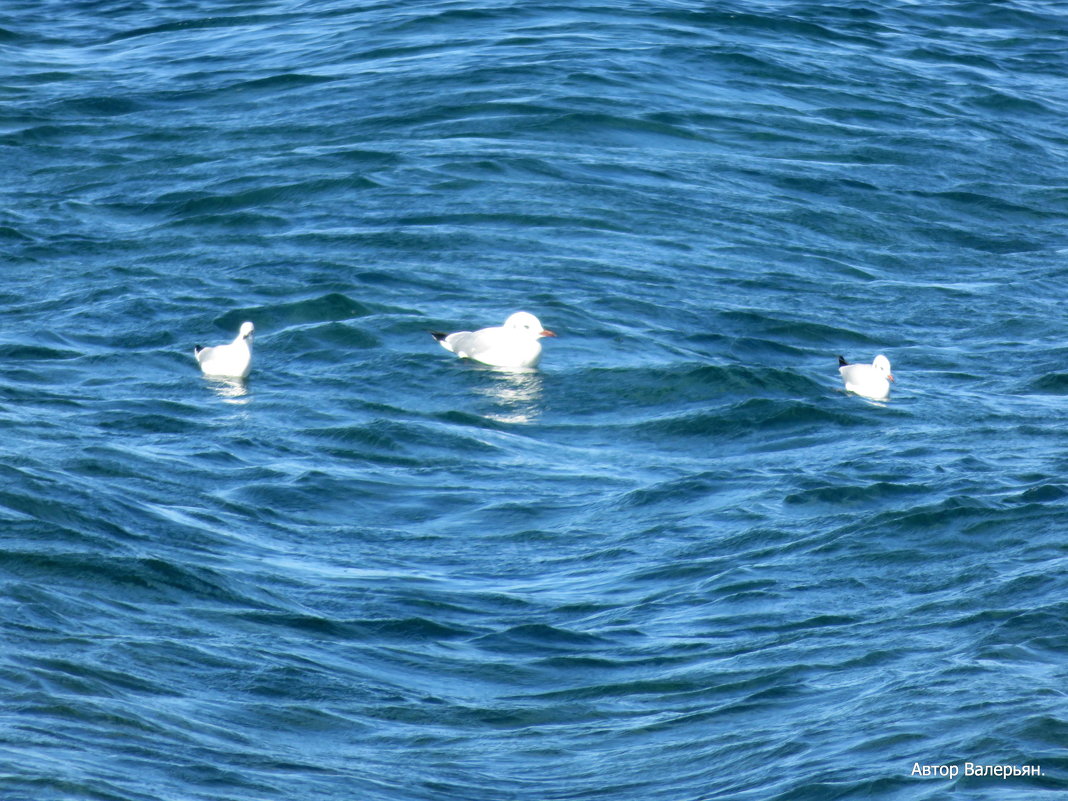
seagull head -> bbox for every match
[873,354,893,382]
[504,311,556,338]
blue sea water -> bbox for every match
[3,0,1068,798]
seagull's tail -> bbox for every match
[837,355,849,367]
[431,331,456,353]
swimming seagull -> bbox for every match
[838,354,893,400]
[432,311,556,369]
[195,321,254,378]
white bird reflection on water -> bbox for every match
[475,368,544,423]
[204,376,251,404]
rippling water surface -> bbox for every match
[3,1,1068,799]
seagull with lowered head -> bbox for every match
[195,321,254,378]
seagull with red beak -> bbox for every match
[433,311,556,369]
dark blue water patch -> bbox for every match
[158,208,291,233]
[151,175,381,219]
[0,224,34,242]
[1011,483,1068,504]
[303,419,503,465]
[91,405,205,437]
[553,363,830,417]
[1028,372,1068,395]
[632,398,862,445]
[234,611,475,644]
[101,13,296,46]
[0,343,82,361]
[784,479,928,508]
[235,291,379,328]
[472,622,612,655]
[0,551,254,609]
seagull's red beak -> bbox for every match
[540,329,557,338]
[888,373,895,382]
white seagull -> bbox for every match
[838,354,893,400]
[432,311,556,369]
[195,321,254,378]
